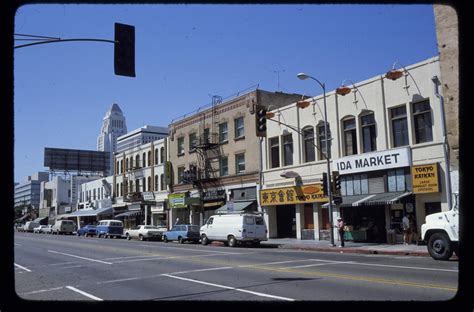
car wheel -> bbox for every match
[201,234,208,246]
[139,235,145,241]
[77,232,80,236]
[228,236,237,247]
[104,234,109,239]
[428,232,453,260]
[163,235,168,243]
[178,237,184,244]
[85,233,89,237]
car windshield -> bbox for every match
[187,226,200,232]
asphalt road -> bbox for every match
[14,231,458,302]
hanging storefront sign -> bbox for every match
[165,161,173,186]
[203,189,226,203]
[142,192,155,201]
[411,163,440,194]
[168,193,187,208]
[151,203,164,213]
[333,147,411,175]
[260,184,327,206]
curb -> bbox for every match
[275,244,431,257]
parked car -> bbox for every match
[200,213,268,247]
[33,225,49,234]
[23,221,41,233]
[76,224,97,237]
[96,220,124,238]
[162,224,200,244]
[42,225,54,234]
[124,225,167,241]
[52,220,76,235]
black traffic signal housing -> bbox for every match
[332,171,341,195]
[333,195,342,205]
[321,172,328,196]
[114,23,136,77]
[255,104,267,137]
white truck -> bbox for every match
[421,206,459,260]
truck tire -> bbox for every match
[201,234,208,245]
[427,232,453,260]
[228,236,237,247]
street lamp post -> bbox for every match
[297,73,335,247]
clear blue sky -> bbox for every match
[14,3,439,183]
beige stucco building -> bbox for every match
[261,56,450,243]
[167,88,306,226]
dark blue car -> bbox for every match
[162,224,200,244]
[76,224,97,237]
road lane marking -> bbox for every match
[57,265,84,270]
[14,263,32,272]
[238,259,316,268]
[112,252,246,264]
[162,274,295,301]
[279,261,355,269]
[343,261,458,272]
[48,250,112,265]
[20,287,64,295]
[171,266,234,275]
[98,277,141,284]
[138,244,255,254]
[65,286,103,301]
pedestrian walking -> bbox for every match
[336,217,345,247]
[402,214,411,245]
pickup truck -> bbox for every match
[124,225,167,241]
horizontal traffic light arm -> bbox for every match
[14,38,117,49]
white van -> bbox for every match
[200,213,268,247]
[52,220,76,235]
[23,221,40,232]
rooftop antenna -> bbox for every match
[273,69,285,91]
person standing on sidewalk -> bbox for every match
[336,218,345,247]
[402,214,411,245]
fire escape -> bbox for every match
[184,96,225,205]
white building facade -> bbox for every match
[97,103,128,175]
[261,56,450,244]
[113,138,168,229]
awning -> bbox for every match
[33,217,48,223]
[362,191,412,206]
[323,192,412,207]
[67,207,113,217]
[215,201,255,213]
[115,210,143,218]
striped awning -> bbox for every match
[323,192,412,207]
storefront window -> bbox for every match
[341,174,368,196]
[388,169,406,192]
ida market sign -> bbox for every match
[332,147,411,175]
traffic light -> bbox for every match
[255,104,267,137]
[333,196,342,205]
[321,172,328,196]
[332,171,341,195]
[114,23,135,77]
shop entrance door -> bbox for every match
[276,205,296,238]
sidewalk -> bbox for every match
[261,238,432,257]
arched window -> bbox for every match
[302,126,315,163]
[343,117,357,156]
[129,180,133,193]
[148,151,152,166]
[135,179,140,192]
[317,122,331,160]
[154,148,159,165]
[125,158,129,171]
[148,176,152,191]
[142,152,146,167]
[120,160,123,174]
[155,175,159,191]
[160,174,165,190]
[135,155,140,168]
[160,147,165,164]
[120,182,123,197]
[360,112,377,153]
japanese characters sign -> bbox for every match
[260,184,328,206]
[411,163,440,194]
